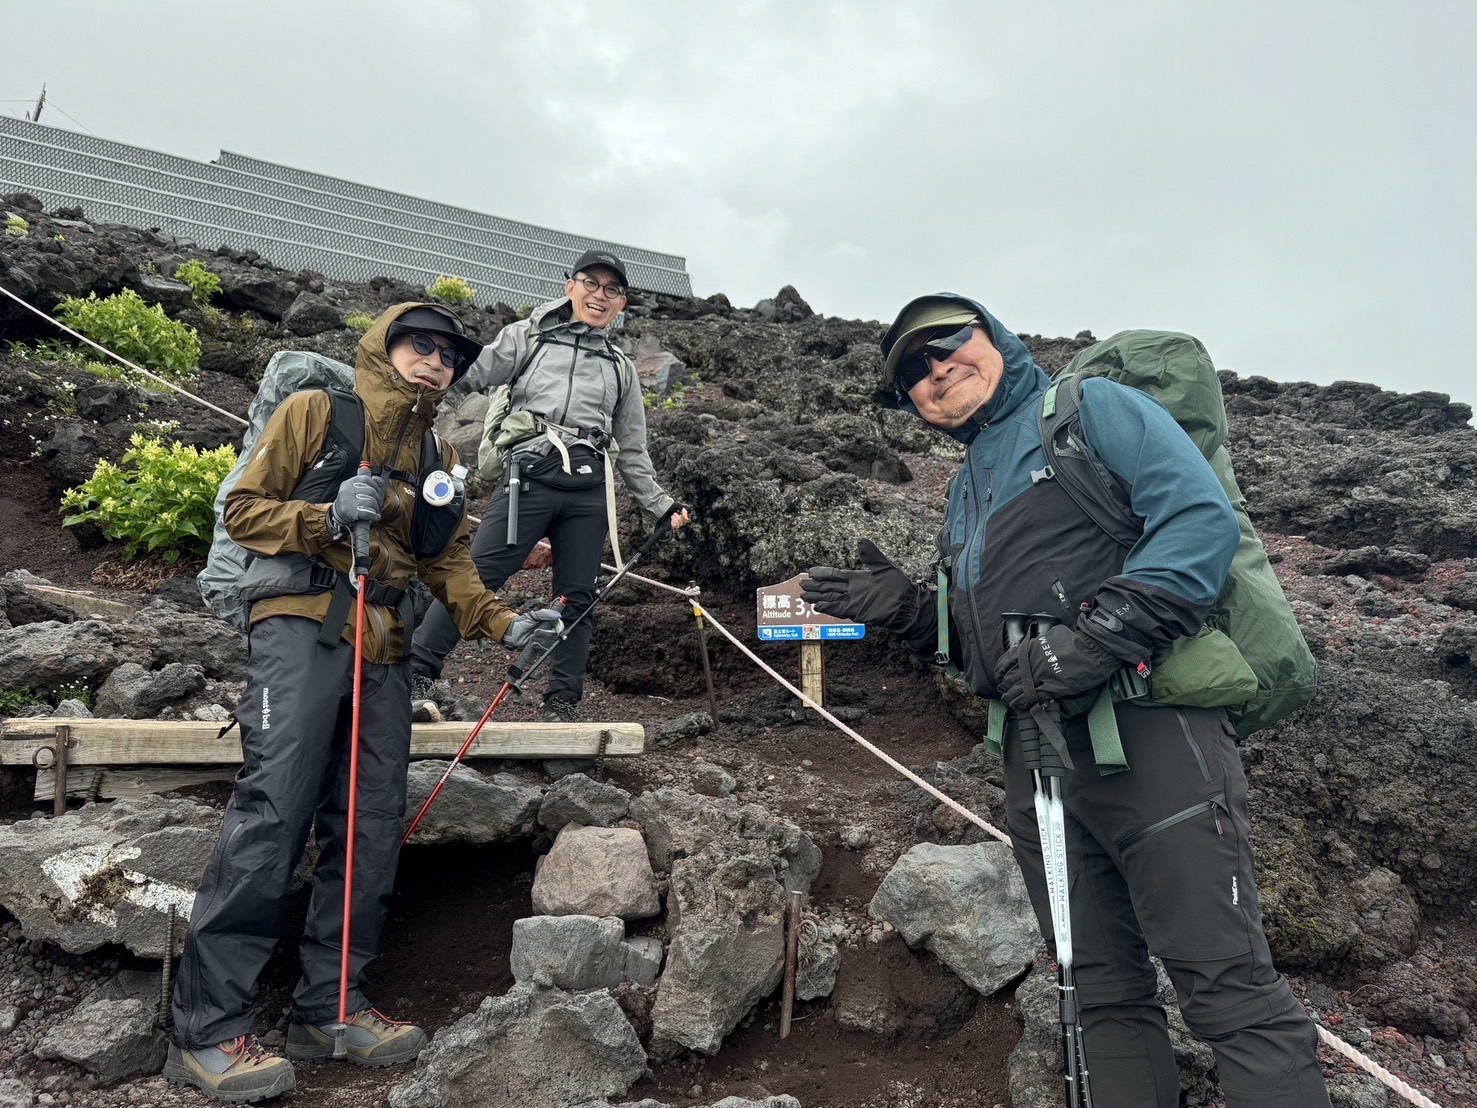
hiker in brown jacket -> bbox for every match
[165,304,562,1103]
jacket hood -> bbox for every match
[883,295,1051,445]
[355,303,450,451]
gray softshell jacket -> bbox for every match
[461,297,675,521]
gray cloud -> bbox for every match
[7,0,1473,406]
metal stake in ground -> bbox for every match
[401,516,682,845]
[1003,613,1093,1108]
[334,465,374,1060]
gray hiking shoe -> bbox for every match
[539,695,580,724]
[285,1007,427,1068]
[162,1035,296,1103]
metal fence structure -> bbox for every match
[0,116,693,307]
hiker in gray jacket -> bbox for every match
[409,250,688,721]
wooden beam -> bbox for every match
[26,584,142,622]
[36,766,237,802]
[0,718,643,766]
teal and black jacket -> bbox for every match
[903,300,1240,701]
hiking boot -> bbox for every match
[162,1035,296,1103]
[539,695,580,724]
[285,1007,427,1067]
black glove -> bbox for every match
[502,607,565,650]
[993,608,1149,709]
[801,539,921,632]
[328,473,386,540]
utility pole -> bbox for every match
[27,84,45,123]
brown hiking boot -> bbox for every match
[162,1035,296,1103]
[285,1007,427,1067]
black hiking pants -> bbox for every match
[410,475,606,704]
[1003,701,1330,1108]
[172,616,412,1049]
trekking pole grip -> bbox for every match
[352,461,371,579]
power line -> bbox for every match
[44,102,93,135]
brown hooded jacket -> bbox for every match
[223,304,516,663]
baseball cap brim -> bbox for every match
[880,297,983,390]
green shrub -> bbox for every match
[4,215,27,238]
[60,433,237,563]
[344,311,376,333]
[175,259,222,303]
[0,687,44,715]
[56,289,201,381]
[427,275,476,304]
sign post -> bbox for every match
[755,574,865,708]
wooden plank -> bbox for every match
[800,641,825,707]
[36,766,237,802]
[0,718,644,766]
[27,584,143,622]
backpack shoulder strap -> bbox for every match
[324,387,364,466]
[1037,375,1141,548]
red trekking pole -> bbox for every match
[402,512,682,845]
[334,462,373,1059]
[400,597,567,847]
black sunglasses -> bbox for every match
[896,324,977,392]
[408,332,464,371]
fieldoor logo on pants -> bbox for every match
[261,687,271,731]
[1231,875,1239,905]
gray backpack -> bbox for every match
[197,351,355,630]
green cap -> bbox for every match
[880,295,982,390]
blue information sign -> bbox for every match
[755,574,866,642]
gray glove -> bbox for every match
[502,607,565,650]
[328,473,386,540]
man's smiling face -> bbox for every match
[903,323,1004,429]
[566,266,628,328]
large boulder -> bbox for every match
[387,983,645,1108]
[869,841,1037,996]
[0,619,156,693]
[94,661,207,718]
[531,825,661,919]
[402,763,544,845]
[0,794,217,956]
[510,915,626,991]
[36,997,167,1083]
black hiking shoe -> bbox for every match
[538,695,580,724]
[285,1007,427,1067]
[162,1035,296,1103]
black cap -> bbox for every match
[385,305,483,382]
[568,249,629,289]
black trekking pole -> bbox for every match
[402,516,680,845]
[504,458,522,549]
[1003,614,1092,1108]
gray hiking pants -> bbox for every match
[1004,701,1330,1107]
[172,616,412,1049]
[410,475,606,703]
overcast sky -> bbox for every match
[5,1,1474,408]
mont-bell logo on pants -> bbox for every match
[261,686,271,731]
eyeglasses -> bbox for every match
[408,333,464,371]
[576,274,627,299]
[896,324,977,391]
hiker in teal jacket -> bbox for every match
[803,294,1329,1107]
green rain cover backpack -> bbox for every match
[1040,329,1318,737]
